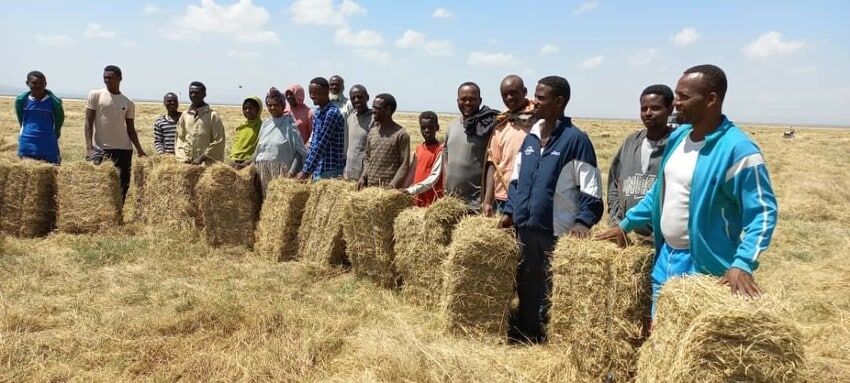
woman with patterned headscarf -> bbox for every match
[252,87,308,197]
[284,83,314,146]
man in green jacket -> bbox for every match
[15,71,64,164]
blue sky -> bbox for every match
[1,0,848,126]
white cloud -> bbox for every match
[790,65,817,74]
[540,43,559,55]
[572,1,598,15]
[579,55,605,69]
[35,34,74,47]
[165,0,278,43]
[432,7,454,19]
[144,5,161,14]
[355,49,390,64]
[334,28,383,47]
[395,30,426,48]
[84,23,116,39]
[395,30,453,56]
[670,27,701,46]
[467,52,521,67]
[226,49,261,60]
[425,40,453,56]
[122,41,138,49]
[290,0,365,27]
[743,31,806,60]
[628,48,657,66]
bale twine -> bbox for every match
[440,216,519,337]
[394,197,468,307]
[342,188,412,288]
[0,160,56,237]
[549,237,653,381]
[131,155,176,222]
[297,179,355,265]
[143,162,205,232]
[635,275,806,383]
[56,162,123,234]
[196,164,257,247]
[254,177,311,261]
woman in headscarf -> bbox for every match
[253,87,308,197]
[230,96,263,168]
[284,83,314,146]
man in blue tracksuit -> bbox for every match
[597,64,778,317]
[15,71,64,164]
[500,75,604,343]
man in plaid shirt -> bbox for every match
[296,77,346,181]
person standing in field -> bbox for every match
[15,70,64,165]
[84,65,147,202]
[444,82,499,212]
[329,75,354,118]
[596,64,778,317]
[295,77,346,181]
[284,84,313,146]
[483,75,535,217]
[403,111,444,207]
[357,93,410,190]
[500,75,604,344]
[606,84,675,237]
[252,87,308,197]
[230,96,263,169]
[343,84,373,181]
[153,92,181,155]
[174,81,225,165]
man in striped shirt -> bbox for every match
[296,77,346,181]
[153,92,181,155]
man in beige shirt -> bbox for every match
[174,81,225,165]
[84,65,147,203]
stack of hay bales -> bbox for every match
[143,161,205,232]
[254,177,311,261]
[342,187,412,288]
[394,197,468,307]
[635,275,806,383]
[440,216,519,337]
[56,162,123,234]
[196,163,258,247]
[548,237,653,381]
[0,160,56,237]
[131,155,176,222]
[298,179,354,265]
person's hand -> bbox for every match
[482,203,494,217]
[137,149,148,158]
[295,171,308,182]
[594,226,629,248]
[356,178,366,191]
[400,189,411,195]
[569,223,591,239]
[719,267,761,299]
[498,214,513,229]
[85,147,95,160]
[191,155,205,165]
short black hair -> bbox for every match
[26,70,46,82]
[104,65,122,77]
[457,81,481,95]
[243,98,260,110]
[538,75,571,105]
[640,84,674,107]
[684,64,727,100]
[375,93,397,113]
[330,75,344,83]
[189,81,206,92]
[419,111,438,123]
[349,84,368,96]
[163,92,178,99]
[310,77,329,89]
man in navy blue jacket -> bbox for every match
[500,75,604,343]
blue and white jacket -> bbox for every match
[503,117,604,236]
[620,116,778,276]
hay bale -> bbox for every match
[549,237,653,381]
[0,160,56,237]
[143,162,205,232]
[132,155,176,222]
[343,188,412,288]
[196,164,257,247]
[440,216,519,337]
[56,162,122,234]
[254,177,311,261]
[298,179,355,265]
[394,197,469,307]
[635,275,806,383]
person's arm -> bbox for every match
[568,138,604,239]
[127,118,146,157]
[300,110,331,176]
[403,153,417,189]
[390,132,411,189]
[54,96,65,139]
[153,119,165,154]
[202,113,226,163]
[357,129,372,190]
[406,151,443,195]
[14,94,24,126]
[499,149,522,228]
[84,91,97,158]
[607,144,624,226]
[483,131,502,216]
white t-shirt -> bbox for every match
[85,88,135,150]
[660,135,705,249]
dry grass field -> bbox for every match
[1,96,848,382]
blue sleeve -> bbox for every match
[302,110,327,173]
[620,179,656,232]
[572,132,603,227]
[724,156,777,274]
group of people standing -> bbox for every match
[13,64,777,345]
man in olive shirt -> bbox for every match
[174,81,225,165]
[357,93,410,190]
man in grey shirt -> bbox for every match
[607,84,675,235]
[444,81,499,212]
[344,84,373,180]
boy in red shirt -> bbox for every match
[403,111,444,207]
